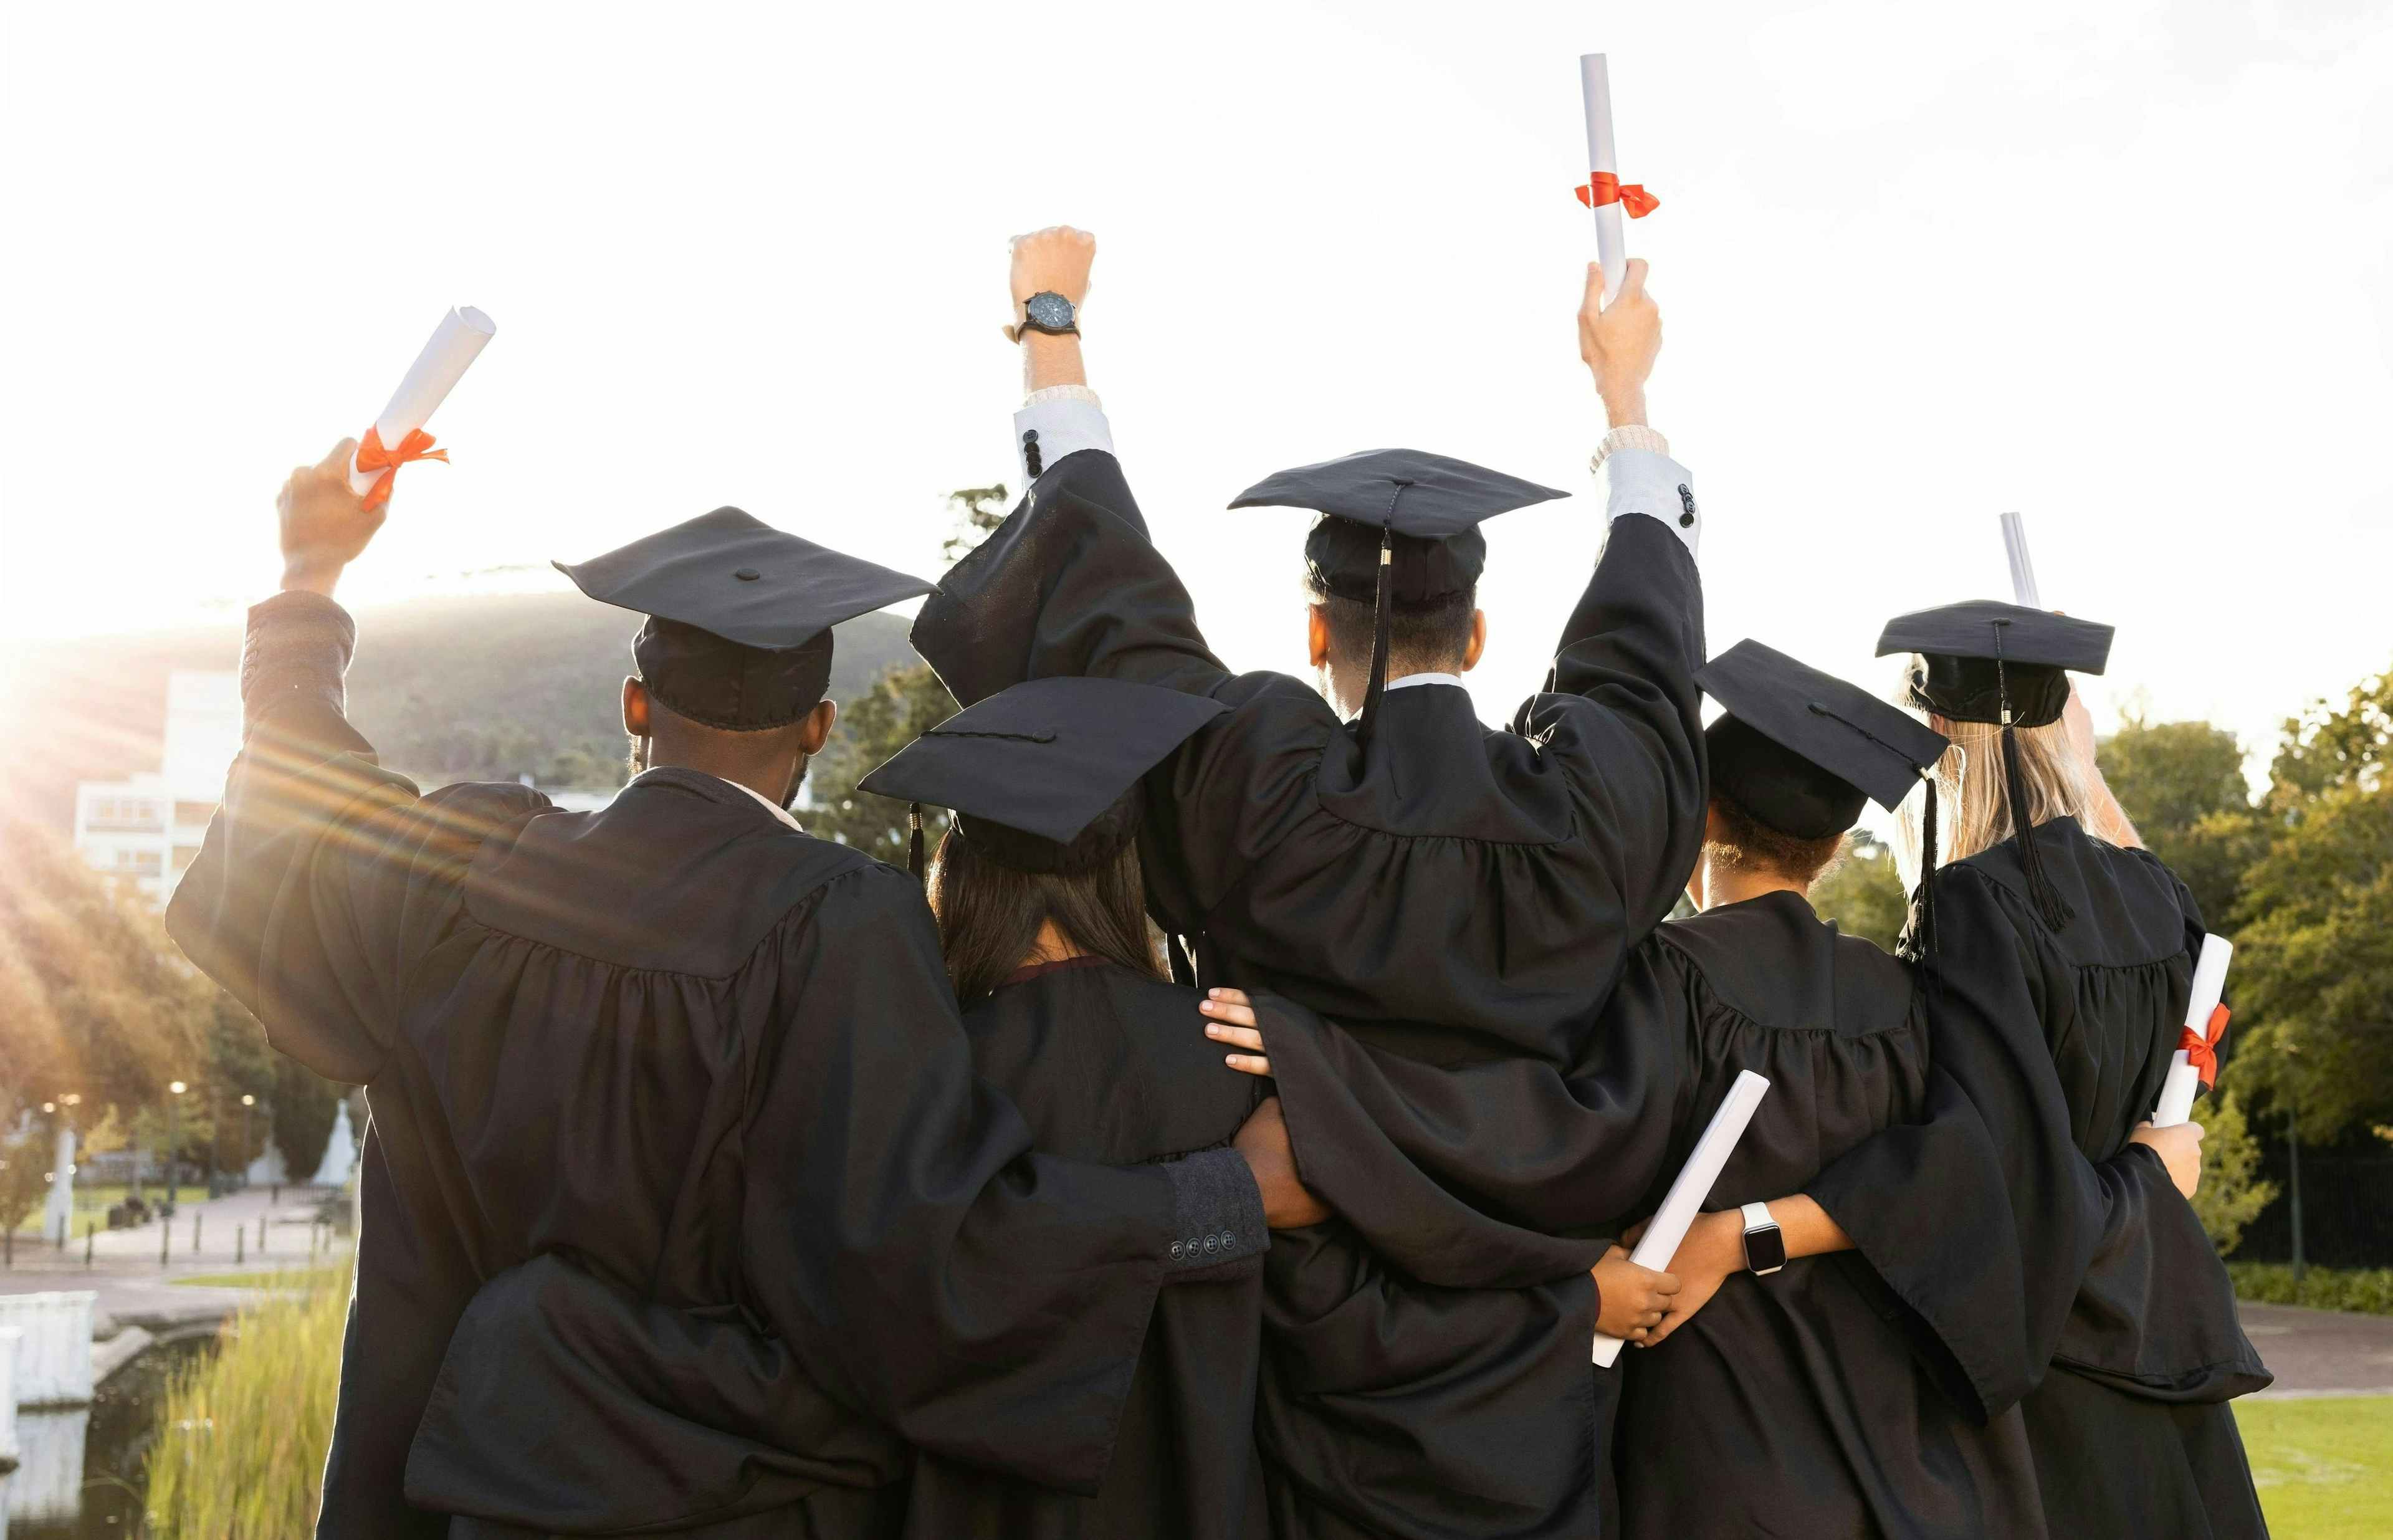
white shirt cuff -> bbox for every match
[1014,393,1114,487]
[1595,444,1699,559]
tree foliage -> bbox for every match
[1808,830,1909,952]
[806,485,1008,863]
[2189,1091,2279,1257]
[2099,664,2393,1147]
[2101,717,2266,926]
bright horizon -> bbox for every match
[3,1,2387,772]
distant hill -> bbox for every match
[4,590,918,835]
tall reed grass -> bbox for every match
[145,1263,350,1537]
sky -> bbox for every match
[2,0,2387,775]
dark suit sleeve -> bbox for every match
[1511,512,1709,952]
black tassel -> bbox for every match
[2003,724,2076,931]
[1915,776,1940,959]
[1355,520,1395,748]
[907,803,925,883]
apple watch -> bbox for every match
[1740,1201,1785,1276]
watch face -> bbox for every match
[1744,1224,1787,1276]
[1025,292,1075,330]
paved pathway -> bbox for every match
[2240,1301,2393,1399]
[1,1183,353,1332]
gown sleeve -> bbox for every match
[734,861,1265,1493]
[1239,952,1693,1291]
[912,448,1235,706]
[164,590,551,1084]
[1508,511,1709,956]
[1803,865,2248,1422]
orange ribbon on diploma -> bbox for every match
[2180,1003,2230,1090]
[353,425,450,512]
[1574,172,1660,218]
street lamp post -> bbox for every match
[164,1080,187,1218]
[241,1094,256,1188]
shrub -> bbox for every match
[2227,1263,2393,1318]
[145,1263,350,1536]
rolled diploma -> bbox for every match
[2153,934,2232,1127]
[2000,511,2042,608]
[348,306,498,495]
[1579,54,1627,305]
[1594,1069,1771,1367]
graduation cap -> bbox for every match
[1229,449,1567,742]
[555,507,933,731]
[1696,639,1949,841]
[859,676,1228,879]
[1875,600,2114,931]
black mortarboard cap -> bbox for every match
[1696,639,1950,840]
[859,677,1228,876]
[1229,449,1567,741]
[555,507,933,730]
[1875,600,2113,932]
[1876,600,2113,730]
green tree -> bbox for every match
[1809,830,1909,952]
[2189,1090,2278,1257]
[806,484,1008,861]
[2228,782,2393,1142]
[2101,717,2266,927]
[0,1124,51,1233]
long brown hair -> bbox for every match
[929,826,1167,1005]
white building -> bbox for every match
[71,671,241,911]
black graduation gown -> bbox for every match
[910,448,1708,1538]
[1242,893,2047,1539]
[900,956,1268,1540]
[163,591,1263,1539]
[1807,818,2273,1540]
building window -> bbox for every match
[86,797,163,831]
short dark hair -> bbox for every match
[1302,519,1481,679]
[1705,795,1848,887]
[929,825,1165,1005]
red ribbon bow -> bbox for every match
[354,424,450,512]
[2180,1003,2230,1089]
[1574,172,1660,218]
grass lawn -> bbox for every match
[2240,1396,2393,1539]
[172,1266,347,1291]
[7,1183,209,1235]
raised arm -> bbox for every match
[914,226,1237,704]
[167,442,544,1083]
[1516,260,1709,950]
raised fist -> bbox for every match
[1010,226,1096,310]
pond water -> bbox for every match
[2,1337,214,1539]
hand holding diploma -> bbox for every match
[2154,934,2233,1127]
[348,305,497,510]
[1576,54,1660,306]
[1595,1070,1769,1366]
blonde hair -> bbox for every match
[1892,656,2096,889]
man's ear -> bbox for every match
[1461,610,1488,672]
[1307,605,1332,671]
[621,677,651,737]
[798,697,839,757]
